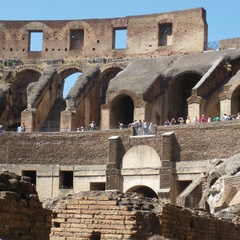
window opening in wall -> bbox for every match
[70,29,84,50]
[63,72,82,98]
[159,23,172,46]
[22,170,37,185]
[90,182,105,191]
[59,171,73,189]
[113,28,127,49]
[29,31,43,51]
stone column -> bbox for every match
[21,110,35,133]
[60,110,76,132]
[219,92,231,117]
[158,132,175,204]
[187,95,204,121]
[106,136,120,190]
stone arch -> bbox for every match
[59,20,96,42]
[14,65,44,77]
[16,22,53,41]
[126,185,158,198]
[98,64,125,105]
[8,68,41,129]
[55,66,84,99]
[121,145,161,194]
[168,71,202,120]
[57,64,85,75]
[230,84,240,115]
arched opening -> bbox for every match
[126,185,158,198]
[9,70,41,130]
[40,69,82,132]
[99,68,122,105]
[168,73,202,121]
[231,85,240,115]
[63,72,82,98]
[110,95,134,128]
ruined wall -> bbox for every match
[48,191,161,240]
[47,191,240,240]
[0,171,51,240]
[0,121,240,166]
[220,38,240,50]
[161,204,240,240]
[0,8,207,62]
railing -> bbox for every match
[206,41,220,51]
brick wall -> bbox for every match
[161,204,240,240]
[47,191,240,240]
[49,191,161,240]
[0,171,52,240]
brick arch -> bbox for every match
[106,89,138,108]
[59,20,96,41]
[16,22,53,41]
[100,62,126,73]
[57,64,85,75]
[13,65,44,77]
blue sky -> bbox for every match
[2,0,240,97]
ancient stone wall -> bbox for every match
[0,171,51,240]
[0,121,240,166]
[46,191,240,240]
[0,8,207,62]
[161,204,240,240]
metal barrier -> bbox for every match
[206,41,220,51]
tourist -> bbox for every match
[170,118,176,125]
[89,121,95,131]
[0,124,3,134]
[143,120,148,135]
[149,123,153,135]
[186,116,191,124]
[119,122,123,129]
[213,115,220,122]
[207,115,211,123]
[193,116,199,124]
[164,119,170,126]
[222,113,229,121]
[17,125,22,133]
[200,114,206,123]
[178,117,184,125]
[21,123,26,132]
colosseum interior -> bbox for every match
[1,7,240,240]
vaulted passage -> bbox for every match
[110,95,134,128]
[127,185,158,198]
[168,73,202,120]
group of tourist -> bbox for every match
[127,120,153,135]
[164,112,240,126]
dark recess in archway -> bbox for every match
[127,186,158,199]
[169,73,201,120]
[111,95,134,128]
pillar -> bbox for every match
[158,132,175,204]
[60,110,76,132]
[106,136,120,190]
[21,110,35,133]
